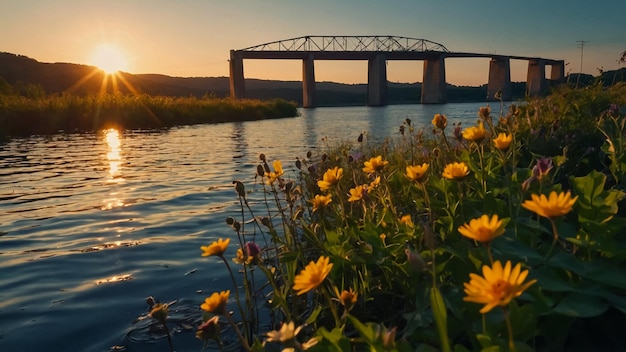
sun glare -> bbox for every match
[91,44,128,74]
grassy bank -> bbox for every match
[177,83,626,352]
[0,92,298,137]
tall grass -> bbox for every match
[0,93,298,137]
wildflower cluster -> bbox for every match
[148,85,626,352]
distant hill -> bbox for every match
[1,52,623,106]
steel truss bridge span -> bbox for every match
[229,36,565,106]
[238,35,450,53]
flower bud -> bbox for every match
[405,248,427,272]
[196,316,220,341]
[233,181,245,198]
[146,296,156,309]
[149,303,169,324]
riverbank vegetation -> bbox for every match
[0,80,298,137]
[155,83,626,352]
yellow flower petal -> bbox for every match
[463,260,537,314]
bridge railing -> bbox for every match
[238,35,450,53]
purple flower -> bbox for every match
[244,242,261,257]
[533,157,553,180]
[522,157,553,191]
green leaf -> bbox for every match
[531,267,574,292]
[476,333,492,348]
[430,287,451,352]
[316,326,351,351]
[509,301,537,342]
[549,251,626,290]
[552,292,609,317]
[570,170,626,223]
[305,304,323,325]
[347,315,377,343]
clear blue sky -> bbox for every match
[1,0,624,85]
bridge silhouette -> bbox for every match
[229,36,564,107]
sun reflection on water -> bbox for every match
[103,128,126,209]
[105,128,123,179]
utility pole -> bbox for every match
[576,40,589,87]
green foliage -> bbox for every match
[182,84,626,351]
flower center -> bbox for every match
[491,279,513,301]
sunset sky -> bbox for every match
[1,0,624,86]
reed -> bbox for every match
[0,92,298,137]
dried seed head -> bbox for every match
[233,181,245,198]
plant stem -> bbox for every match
[225,312,251,351]
[322,285,341,328]
[221,256,248,337]
[161,321,175,352]
[545,218,560,261]
[503,307,516,352]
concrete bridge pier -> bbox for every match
[229,50,245,99]
[367,54,388,106]
[421,56,447,104]
[526,59,547,97]
[302,54,316,108]
[550,60,565,82]
[487,57,511,101]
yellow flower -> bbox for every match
[369,176,381,189]
[310,194,332,212]
[338,288,358,311]
[432,113,448,129]
[463,260,537,314]
[200,238,230,257]
[265,322,320,350]
[317,166,343,191]
[200,290,230,315]
[266,160,284,185]
[348,185,366,202]
[293,256,333,295]
[149,302,169,324]
[363,155,388,174]
[493,133,513,150]
[266,321,300,343]
[458,214,506,243]
[521,191,578,219]
[233,248,253,265]
[405,163,429,182]
[400,214,414,228]
[462,122,489,142]
[442,162,470,180]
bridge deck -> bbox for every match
[234,50,561,64]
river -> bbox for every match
[0,102,507,352]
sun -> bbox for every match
[90,44,128,74]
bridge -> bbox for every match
[229,36,565,107]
